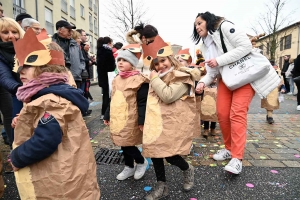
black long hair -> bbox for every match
[134,22,158,39]
[192,12,224,44]
[97,36,112,49]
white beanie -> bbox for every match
[116,49,139,67]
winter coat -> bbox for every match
[0,54,22,94]
[11,84,100,199]
[200,20,253,86]
[96,46,116,88]
[286,63,294,78]
[292,54,300,78]
[52,34,85,81]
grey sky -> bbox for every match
[100,0,300,60]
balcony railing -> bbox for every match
[70,6,75,19]
[61,0,68,13]
[45,21,54,35]
[13,4,26,20]
[89,0,93,10]
[93,4,97,15]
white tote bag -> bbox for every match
[219,23,270,90]
[221,49,271,90]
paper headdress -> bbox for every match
[13,28,65,72]
[142,35,173,66]
[122,44,142,59]
[176,48,191,61]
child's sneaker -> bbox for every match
[145,181,169,200]
[224,158,242,174]
[116,166,135,180]
[134,159,148,180]
[183,164,194,191]
[213,149,231,161]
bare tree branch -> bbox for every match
[101,0,150,42]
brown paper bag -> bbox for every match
[201,87,218,122]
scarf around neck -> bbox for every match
[16,72,69,103]
[119,70,140,78]
[203,35,222,78]
[0,40,16,69]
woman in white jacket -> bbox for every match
[193,12,254,174]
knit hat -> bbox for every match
[117,49,139,67]
[16,13,33,22]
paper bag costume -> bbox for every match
[12,29,100,199]
[201,86,218,122]
[142,36,199,158]
[109,44,149,146]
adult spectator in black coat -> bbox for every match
[292,54,300,110]
[96,37,116,119]
[281,55,290,93]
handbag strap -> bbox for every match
[219,20,234,53]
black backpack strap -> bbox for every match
[219,21,228,53]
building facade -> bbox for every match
[2,0,99,55]
[256,22,300,68]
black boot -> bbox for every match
[266,115,274,124]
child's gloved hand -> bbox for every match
[103,120,110,126]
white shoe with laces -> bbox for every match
[224,158,242,174]
[297,105,300,111]
[116,166,135,180]
[213,149,231,161]
[134,159,148,180]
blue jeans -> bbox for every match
[288,78,294,94]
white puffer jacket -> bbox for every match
[200,20,279,98]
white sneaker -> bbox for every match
[224,158,242,174]
[297,105,300,111]
[213,149,231,161]
[116,166,135,180]
[287,92,293,95]
[134,159,148,180]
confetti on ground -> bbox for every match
[194,153,200,156]
[119,150,123,153]
[93,131,97,134]
[246,183,254,188]
[220,145,225,148]
[260,156,266,159]
[273,141,279,143]
[144,186,152,192]
[270,170,278,174]
[276,145,282,147]
[200,144,207,147]
[210,150,215,152]
[93,141,98,144]
[294,154,300,158]
[90,137,92,140]
[210,163,217,167]
[190,198,197,200]
[213,144,219,147]
[222,162,227,166]
[90,140,94,143]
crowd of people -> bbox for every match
[0,4,300,199]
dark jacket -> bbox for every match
[104,83,149,125]
[292,54,300,78]
[96,45,116,88]
[0,54,22,94]
[52,34,85,81]
[282,59,290,73]
[11,84,89,168]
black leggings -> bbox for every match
[121,146,144,168]
[101,86,110,115]
[151,155,189,182]
[203,121,216,130]
[295,81,300,106]
[0,87,13,146]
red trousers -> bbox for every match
[217,79,255,159]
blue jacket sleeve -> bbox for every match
[137,83,149,125]
[11,115,63,168]
[0,58,22,94]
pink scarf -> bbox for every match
[17,72,68,103]
[119,70,140,78]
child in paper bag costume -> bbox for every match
[9,29,100,200]
[250,34,285,124]
[103,44,149,181]
[142,36,199,200]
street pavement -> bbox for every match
[1,85,300,200]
